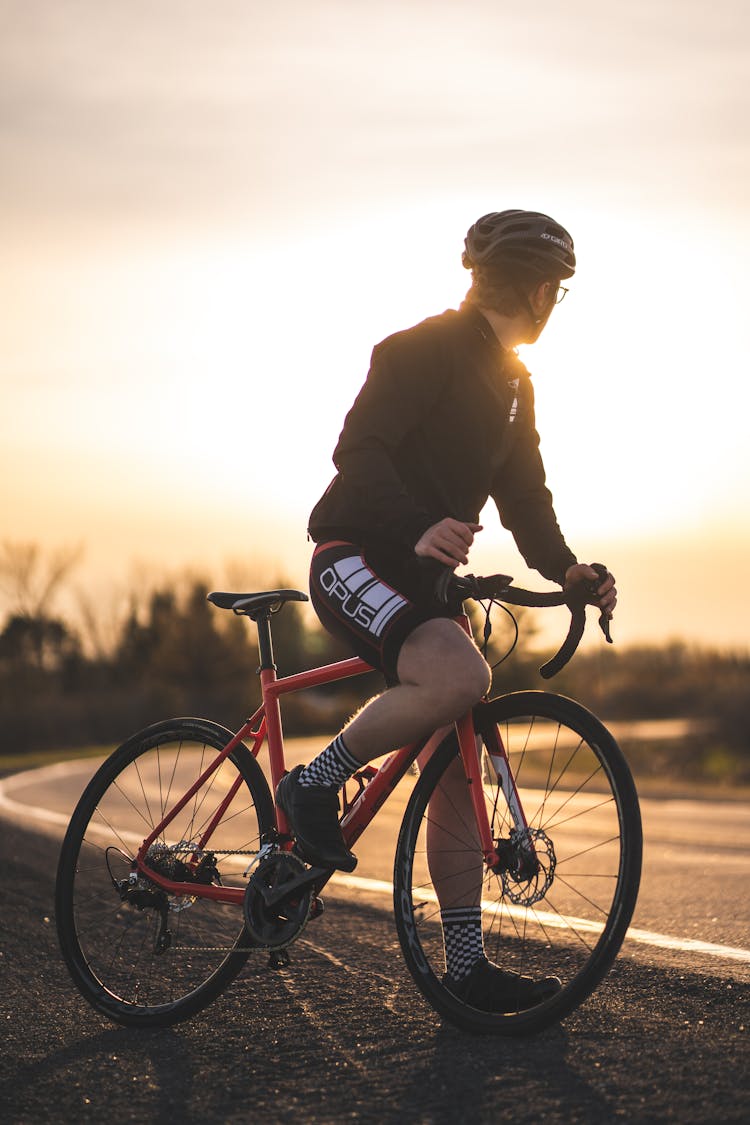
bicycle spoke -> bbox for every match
[394,695,641,1032]
[57,720,272,1024]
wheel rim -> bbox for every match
[64,731,266,1013]
[401,700,639,1021]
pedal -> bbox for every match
[268,948,291,969]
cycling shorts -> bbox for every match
[309,540,454,685]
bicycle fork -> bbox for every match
[456,708,537,876]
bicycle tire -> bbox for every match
[55,717,274,1027]
[394,691,642,1035]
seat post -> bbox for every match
[253,611,276,672]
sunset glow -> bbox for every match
[2,2,749,646]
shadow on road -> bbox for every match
[2,819,748,1123]
[0,992,619,1125]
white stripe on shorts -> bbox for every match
[326,556,408,639]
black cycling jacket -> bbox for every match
[308,303,577,585]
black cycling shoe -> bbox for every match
[275,765,357,873]
[443,956,562,1013]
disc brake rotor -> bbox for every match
[499,827,556,907]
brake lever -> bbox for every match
[434,567,451,605]
[588,562,613,644]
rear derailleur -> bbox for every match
[106,842,221,955]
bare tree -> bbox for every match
[0,541,84,619]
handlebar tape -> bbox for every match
[539,606,586,679]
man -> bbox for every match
[277,209,617,1010]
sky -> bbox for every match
[1,0,749,648]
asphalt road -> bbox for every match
[1,755,749,1123]
[6,744,750,953]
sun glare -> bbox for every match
[3,202,748,645]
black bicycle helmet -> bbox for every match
[462,210,576,280]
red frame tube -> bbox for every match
[135,639,508,901]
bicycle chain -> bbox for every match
[171,851,314,954]
[163,846,259,857]
[164,846,272,952]
[172,945,257,952]
[148,845,254,951]
[157,844,305,952]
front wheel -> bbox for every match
[394,692,642,1035]
[55,718,274,1027]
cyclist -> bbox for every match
[277,209,617,1011]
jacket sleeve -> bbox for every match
[490,377,577,585]
[330,328,451,546]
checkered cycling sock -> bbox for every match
[441,906,485,981]
[298,734,363,790]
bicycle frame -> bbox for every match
[133,611,526,904]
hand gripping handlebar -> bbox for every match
[436,563,613,679]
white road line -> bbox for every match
[622,926,750,963]
[327,875,750,966]
[0,767,75,829]
[2,766,750,967]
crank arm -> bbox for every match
[250,863,330,908]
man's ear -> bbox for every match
[529,280,553,314]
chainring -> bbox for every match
[243,851,313,949]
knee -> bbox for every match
[449,652,492,712]
[426,647,491,722]
[398,618,491,719]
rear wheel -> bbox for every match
[394,692,642,1034]
[55,718,274,1027]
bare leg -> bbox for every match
[419,743,484,910]
[340,617,488,910]
[341,618,490,761]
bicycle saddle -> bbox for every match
[207,589,309,615]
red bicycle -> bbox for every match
[55,572,642,1035]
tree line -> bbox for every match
[0,543,747,783]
